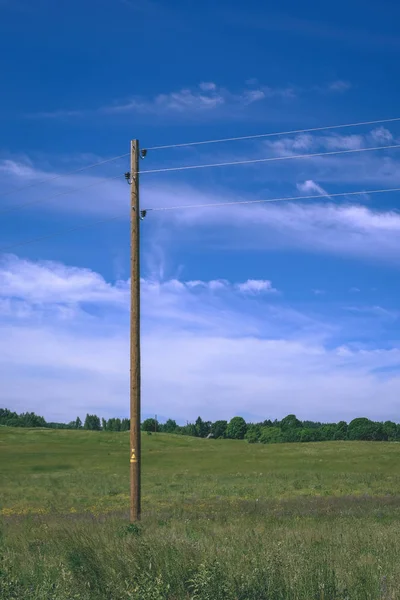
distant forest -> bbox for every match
[1,408,400,444]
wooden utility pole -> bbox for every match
[130,139,141,522]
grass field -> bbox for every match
[1,428,400,599]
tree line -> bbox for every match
[0,409,128,432]
[1,408,400,443]
[142,414,400,442]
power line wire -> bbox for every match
[3,185,400,252]
[0,153,129,199]
[0,173,124,216]
[8,144,395,216]
[1,116,398,200]
[1,116,398,201]
[143,186,400,212]
[140,143,400,176]
[146,117,400,151]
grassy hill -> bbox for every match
[1,428,400,598]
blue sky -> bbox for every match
[1,0,400,424]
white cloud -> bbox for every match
[102,82,271,115]
[199,82,217,91]
[0,159,37,179]
[242,89,266,104]
[1,255,400,423]
[28,80,295,119]
[265,132,365,156]
[0,255,129,306]
[296,180,329,196]
[185,279,229,291]
[327,80,352,93]
[157,187,400,265]
[3,153,400,267]
[185,279,276,294]
[321,134,364,151]
[236,279,277,294]
[27,110,84,120]
[370,127,394,144]
[263,126,398,160]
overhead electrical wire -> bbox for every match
[146,116,400,151]
[0,115,398,202]
[1,115,399,198]
[142,186,400,213]
[2,185,400,253]
[1,115,400,227]
[0,152,129,199]
[139,143,400,176]
[5,144,399,216]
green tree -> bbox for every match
[142,418,158,432]
[383,421,397,441]
[121,418,130,431]
[347,418,386,441]
[299,427,322,442]
[319,424,337,441]
[75,416,83,429]
[23,412,47,427]
[180,423,197,437]
[163,419,178,433]
[195,416,211,438]
[211,420,228,439]
[0,408,18,426]
[282,428,301,443]
[84,414,101,431]
[280,414,301,431]
[245,424,262,444]
[226,416,247,440]
[259,426,283,444]
[333,421,348,440]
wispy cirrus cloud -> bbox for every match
[296,180,329,196]
[263,127,395,157]
[311,80,353,95]
[100,81,295,115]
[26,80,297,120]
[171,198,400,264]
[327,80,352,93]
[3,153,400,267]
[25,76,354,121]
[29,109,85,120]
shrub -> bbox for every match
[245,424,261,444]
[259,427,283,444]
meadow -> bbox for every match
[1,427,400,599]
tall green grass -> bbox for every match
[1,428,400,598]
